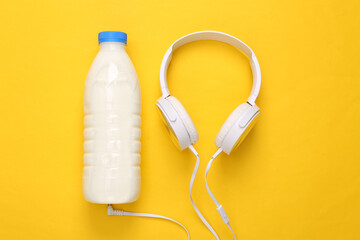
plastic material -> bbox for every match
[215,103,260,154]
[159,30,261,105]
[156,96,198,150]
[156,31,263,240]
[157,31,261,153]
[83,35,141,204]
[219,105,259,154]
[98,31,127,44]
[215,103,250,148]
[157,97,191,150]
[216,205,230,224]
[167,96,198,144]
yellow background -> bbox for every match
[0,0,359,239]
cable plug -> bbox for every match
[107,204,124,216]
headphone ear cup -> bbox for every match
[215,103,259,154]
[167,96,199,145]
[215,103,250,148]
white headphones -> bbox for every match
[157,30,261,154]
[156,31,261,240]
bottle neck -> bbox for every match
[99,42,126,50]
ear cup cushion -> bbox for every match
[215,103,251,148]
[167,96,199,145]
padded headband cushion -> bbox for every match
[167,96,199,144]
[215,103,251,148]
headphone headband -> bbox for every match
[159,31,261,105]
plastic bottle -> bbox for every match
[83,31,141,204]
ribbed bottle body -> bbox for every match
[83,43,141,204]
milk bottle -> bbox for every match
[83,31,141,204]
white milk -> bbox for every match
[83,34,141,204]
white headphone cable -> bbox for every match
[188,145,220,240]
[107,146,223,240]
[107,204,190,239]
[205,148,237,240]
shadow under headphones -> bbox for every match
[157,31,261,154]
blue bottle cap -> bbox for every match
[98,31,127,44]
